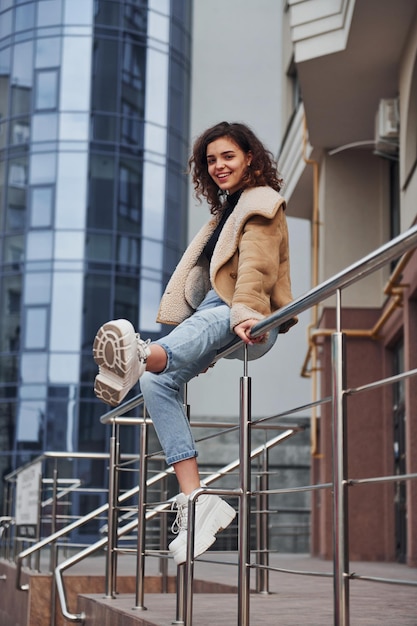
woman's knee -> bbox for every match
[139,371,154,397]
[140,370,180,396]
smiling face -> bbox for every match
[206,136,252,195]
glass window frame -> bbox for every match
[34,68,60,111]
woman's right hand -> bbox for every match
[233,319,266,345]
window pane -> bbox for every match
[6,204,26,231]
[88,155,114,229]
[26,231,53,260]
[117,158,142,230]
[141,238,162,271]
[35,37,61,68]
[24,307,48,349]
[17,399,46,442]
[30,187,53,227]
[95,0,121,27]
[0,8,12,39]
[12,41,33,88]
[117,234,139,267]
[15,3,36,31]
[6,185,26,230]
[114,275,138,321]
[35,70,59,110]
[24,272,51,304]
[32,113,58,141]
[91,113,117,142]
[0,0,13,9]
[37,0,62,27]
[85,233,112,261]
[91,38,118,112]
[20,385,47,400]
[11,87,31,116]
[64,0,93,25]
[10,118,30,144]
[82,273,112,345]
[21,353,48,383]
[139,279,161,332]
[49,353,79,383]
[123,2,147,31]
[0,274,22,354]
[8,157,28,187]
[121,102,143,146]
[122,37,145,92]
[30,153,56,185]
[3,234,24,264]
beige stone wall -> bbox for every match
[317,150,390,309]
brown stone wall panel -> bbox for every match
[404,285,417,566]
[312,307,399,561]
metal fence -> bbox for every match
[1,224,417,625]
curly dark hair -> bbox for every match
[189,121,284,214]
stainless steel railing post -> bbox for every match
[105,423,119,598]
[332,289,350,625]
[159,474,169,592]
[134,409,149,610]
[173,564,185,624]
[49,464,58,626]
[238,345,251,626]
[256,446,269,594]
[180,383,192,625]
[183,488,200,625]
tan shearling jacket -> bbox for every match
[156,186,297,333]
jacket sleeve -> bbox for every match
[229,209,283,330]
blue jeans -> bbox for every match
[140,290,278,465]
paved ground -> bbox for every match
[76,553,417,625]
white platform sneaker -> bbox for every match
[93,319,151,407]
[169,492,236,565]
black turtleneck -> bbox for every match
[203,189,243,262]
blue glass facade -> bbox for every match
[0,0,191,506]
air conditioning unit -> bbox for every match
[374,98,399,157]
[377,98,399,138]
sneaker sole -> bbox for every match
[93,320,139,407]
[169,499,236,565]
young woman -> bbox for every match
[93,121,297,564]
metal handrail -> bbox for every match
[54,427,301,621]
[250,224,417,338]
[97,223,417,417]
[189,225,417,626]
[6,224,417,625]
[65,223,417,624]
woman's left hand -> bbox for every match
[234,319,266,345]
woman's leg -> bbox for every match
[140,296,235,473]
[93,292,240,563]
[141,295,237,564]
[172,458,200,495]
[140,291,237,493]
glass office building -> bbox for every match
[0,0,192,507]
